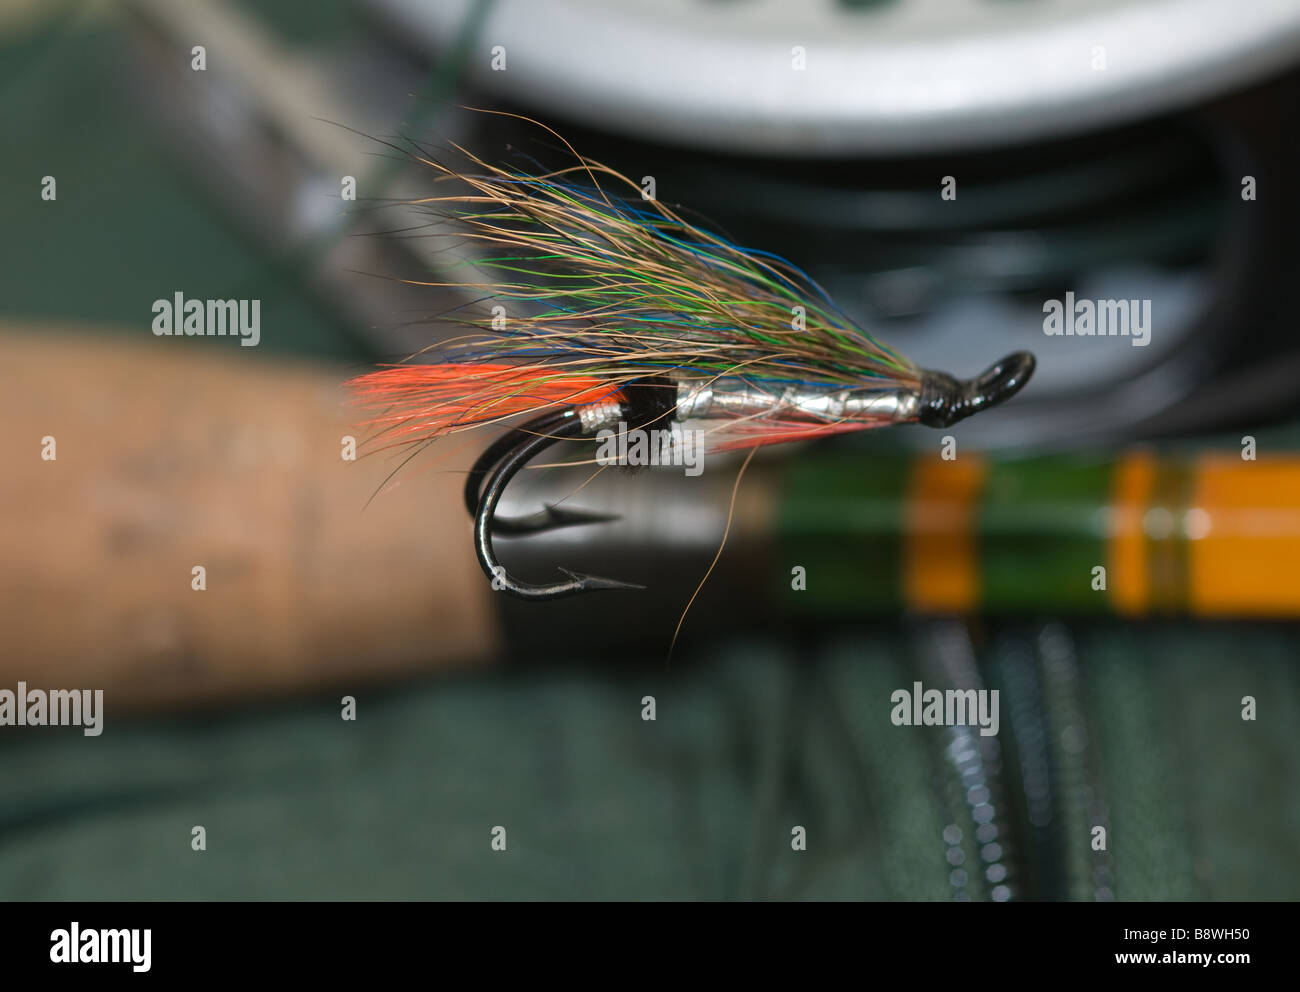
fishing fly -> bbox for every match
[350,112,1036,601]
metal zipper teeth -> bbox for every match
[919,620,1015,902]
[991,630,1064,899]
[1037,622,1115,902]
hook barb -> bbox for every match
[464,418,620,535]
[471,410,642,600]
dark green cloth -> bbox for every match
[4,627,1296,900]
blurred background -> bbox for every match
[2,0,1299,900]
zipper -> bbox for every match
[917,620,1015,902]
[921,619,1113,900]
[1034,622,1114,901]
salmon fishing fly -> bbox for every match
[349,113,1035,601]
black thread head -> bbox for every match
[918,351,1036,428]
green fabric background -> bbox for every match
[3,630,1297,900]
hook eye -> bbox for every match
[917,351,1037,428]
[968,351,1037,414]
